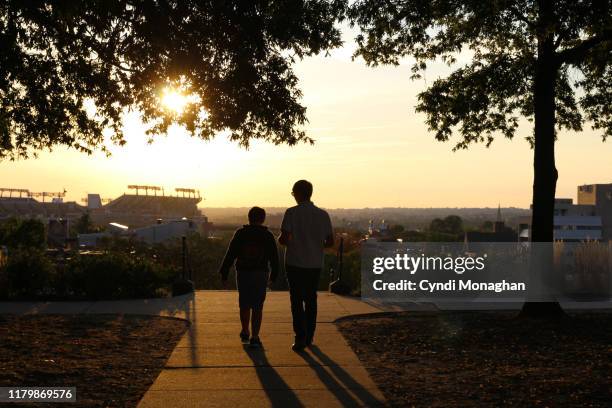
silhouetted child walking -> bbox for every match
[219,207,279,347]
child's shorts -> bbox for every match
[236,269,269,309]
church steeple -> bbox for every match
[494,204,505,233]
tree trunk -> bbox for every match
[520,0,564,317]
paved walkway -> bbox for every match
[0,291,387,407]
[138,291,386,407]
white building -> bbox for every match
[131,219,199,244]
[78,218,201,247]
[519,198,603,242]
[553,198,602,241]
[553,215,602,241]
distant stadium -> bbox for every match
[0,185,212,231]
[0,188,82,220]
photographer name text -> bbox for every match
[372,279,526,293]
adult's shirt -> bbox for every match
[281,201,333,269]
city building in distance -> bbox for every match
[519,183,612,242]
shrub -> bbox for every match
[0,218,46,249]
[65,252,127,299]
[557,241,611,298]
[91,232,282,291]
[65,252,178,300]
[324,249,361,295]
[154,234,232,290]
[124,255,178,298]
[1,248,56,299]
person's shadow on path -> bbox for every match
[298,345,385,407]
[243,345,305,408]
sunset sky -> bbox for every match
[2,30,612,209]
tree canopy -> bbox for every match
[348,0,612,149]
[349,0,612,314]
[0,0,345,159]
[429,215,463,235]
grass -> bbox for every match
[0,314,188,407]
[337,311,612,407]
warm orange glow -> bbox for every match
[161,87,188,114]
[3,51,612,209]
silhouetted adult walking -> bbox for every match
[279,180,334,351]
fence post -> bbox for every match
[337,237,344,282]
[182,236,187,280]
[329,237,349,294]
[609,241,612,301]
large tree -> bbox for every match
[349,0,612,314]
[0,0,344,159]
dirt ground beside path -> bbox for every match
[0,314,188,407]
[337,311,612,407]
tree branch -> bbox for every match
[508,5,535,30]
[556,29,612,65]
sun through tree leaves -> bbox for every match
[0,1,346,159]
